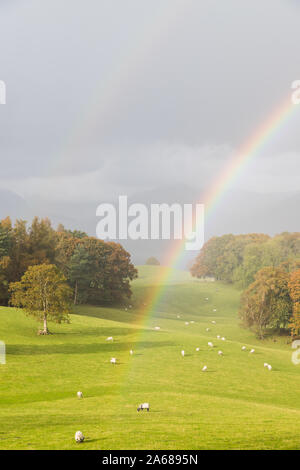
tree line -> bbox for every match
[0,217,138,307]
[191,232,300,338]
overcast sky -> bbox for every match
[0,0,299,204]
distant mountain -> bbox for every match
[0,185,299,267]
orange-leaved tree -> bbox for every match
[239,267,292,338]
[289,269,300,337]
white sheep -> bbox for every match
[221,337,226,341]
[154,326,160,330]
[205,297,209,301]
[202,365,207,372]
[217,335,221,339]
[177,315,181,318]
[110,357,117,364]
[190,321,195,324]
[213,309,217,312]
[181,350,185,357]
[250,348,255,354]
[218,350,223,356]
[267,364,272,371]
[196,347,200,352]
[185,322,189,325]
[212,321,216,324]
[241,346,246,351]
[106,336,113,342]
[75,431,85,443]
[130,350,133,355]
[137,402,149,412]
[206,327,210,332]
[208,342,214,348]
[77,391,83,399]
[264,362,268,368]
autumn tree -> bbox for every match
[9,264,72,335]
[27,217,57,265]
[54,231,81,276]
[289,269,300,337]
[0,217,13,303]
[239,267,292,338]
[190,233,270,283]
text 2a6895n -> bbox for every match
[146,454,197,465]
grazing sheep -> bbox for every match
[202,365,207,372]
[205,297,209,300]
[75,431,85,443]
[208,342,214,348]
[130,350,133,355]
[211,321,216,324]
[217,335,221,339]
[129,305,132,309]
[154,326,160,330]
[185,322,189,325]
[125,308,128,311]
[264,362,268,368]
[196,347,200,352]
[190,321,195,324]
[267,364,272,371]
[137,402,150,412]
[181,350,185,357]
[241,346,246,351]
[218,350,223,356]
[250,349,255,354]
[106,336,113,342]
[177,315,181,318]
[77,391,83,399]
[206,327,210,332]
[221,337,226,341]
[213,309,217,312]
[110,357,117,364]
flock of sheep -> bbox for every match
[74,297,272,443]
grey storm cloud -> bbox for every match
[0,0,299,202]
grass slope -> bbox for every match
[0,266,299,450]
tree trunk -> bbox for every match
[74,280,78,305]
[42,313,49,334]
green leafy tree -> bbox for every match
[68,245,94,304]
[9,264,72,335]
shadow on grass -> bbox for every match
[7,340,175,356]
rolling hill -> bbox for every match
[0,266,299,449]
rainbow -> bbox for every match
[128,95,298,343]
[113,95,299,396]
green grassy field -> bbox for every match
[0,265,299,450]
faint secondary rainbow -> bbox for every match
[130,96,298,335]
